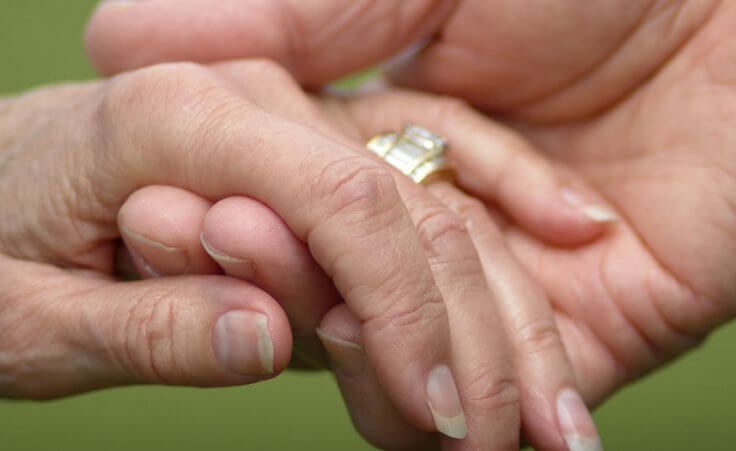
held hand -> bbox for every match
[84,0,736,448]
[119,90,615,451]
[87,0,736,402]
[0,61,548,448]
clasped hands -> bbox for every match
[2,1,735,450]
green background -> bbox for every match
[1,1,734,449]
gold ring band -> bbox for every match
[366,124,454,184]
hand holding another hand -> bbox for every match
[84,0,736,449]
[1,58,605,449]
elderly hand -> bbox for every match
[114,88,615,450]
[0,58,607,449]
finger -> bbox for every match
[317,304,438,450]
[430,184,604,451]
[399,179,521,449]
[117,185,336,366]
[118,185,221,277]
[342,91,603,449]
[201,196,341,366]
[85,0,456,82]
[0,255,292,399]
[70,62,461,435]
[337,90,618,246]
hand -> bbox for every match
[116,89,616,450]
[85,0,736,446]
[87,0,736,414]
[0,82,294,398]
[0,59,557,448]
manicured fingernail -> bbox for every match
[316,328,364,377]
[213,311,274,375]
[561,188,618,223]
[200,233,256,278]
[557,388,604,451]
[120,225,189,277]
[427,365,468,439]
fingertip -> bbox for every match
[318,303,362,345]
[210,277,293,376]
[118,186,219,276]
[523,193,612,246]
[457,173,615,246]
[202,196,308,275]
[119,186,211,241]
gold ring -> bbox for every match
[366,124,454,184]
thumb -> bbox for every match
[0,255,291,399]
[84,0,457,82]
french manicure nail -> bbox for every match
[427,365,468,439]
[315,328,364,377]
[561,188,618,223]
[557,388,604,451]
[213,311,274,375]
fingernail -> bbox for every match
[213,311,274,375]
[315,328,364,377]
[556,388,604,451]
[561,188,618,223]
[427,365,468,440]
[200,233,256,278]
[121,225,189,277]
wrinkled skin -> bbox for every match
[84,0,736,447]
[86,0,736,404]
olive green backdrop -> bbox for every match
[1,2,734,450]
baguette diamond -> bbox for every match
[366,124,452,184]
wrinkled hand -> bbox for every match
[87,0,736,399]
[0,58,603,449]
[85,0,736,448]
[115,89,617,450]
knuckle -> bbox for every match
[102,63,196,112]
[97,62,220,136]
[95,61,251,185]
[315,157,401,226]
[464,366,520,416]
[120,287,181,384]
[516,317,564,357]
[367,290,447,337]
[413,206,469,252]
